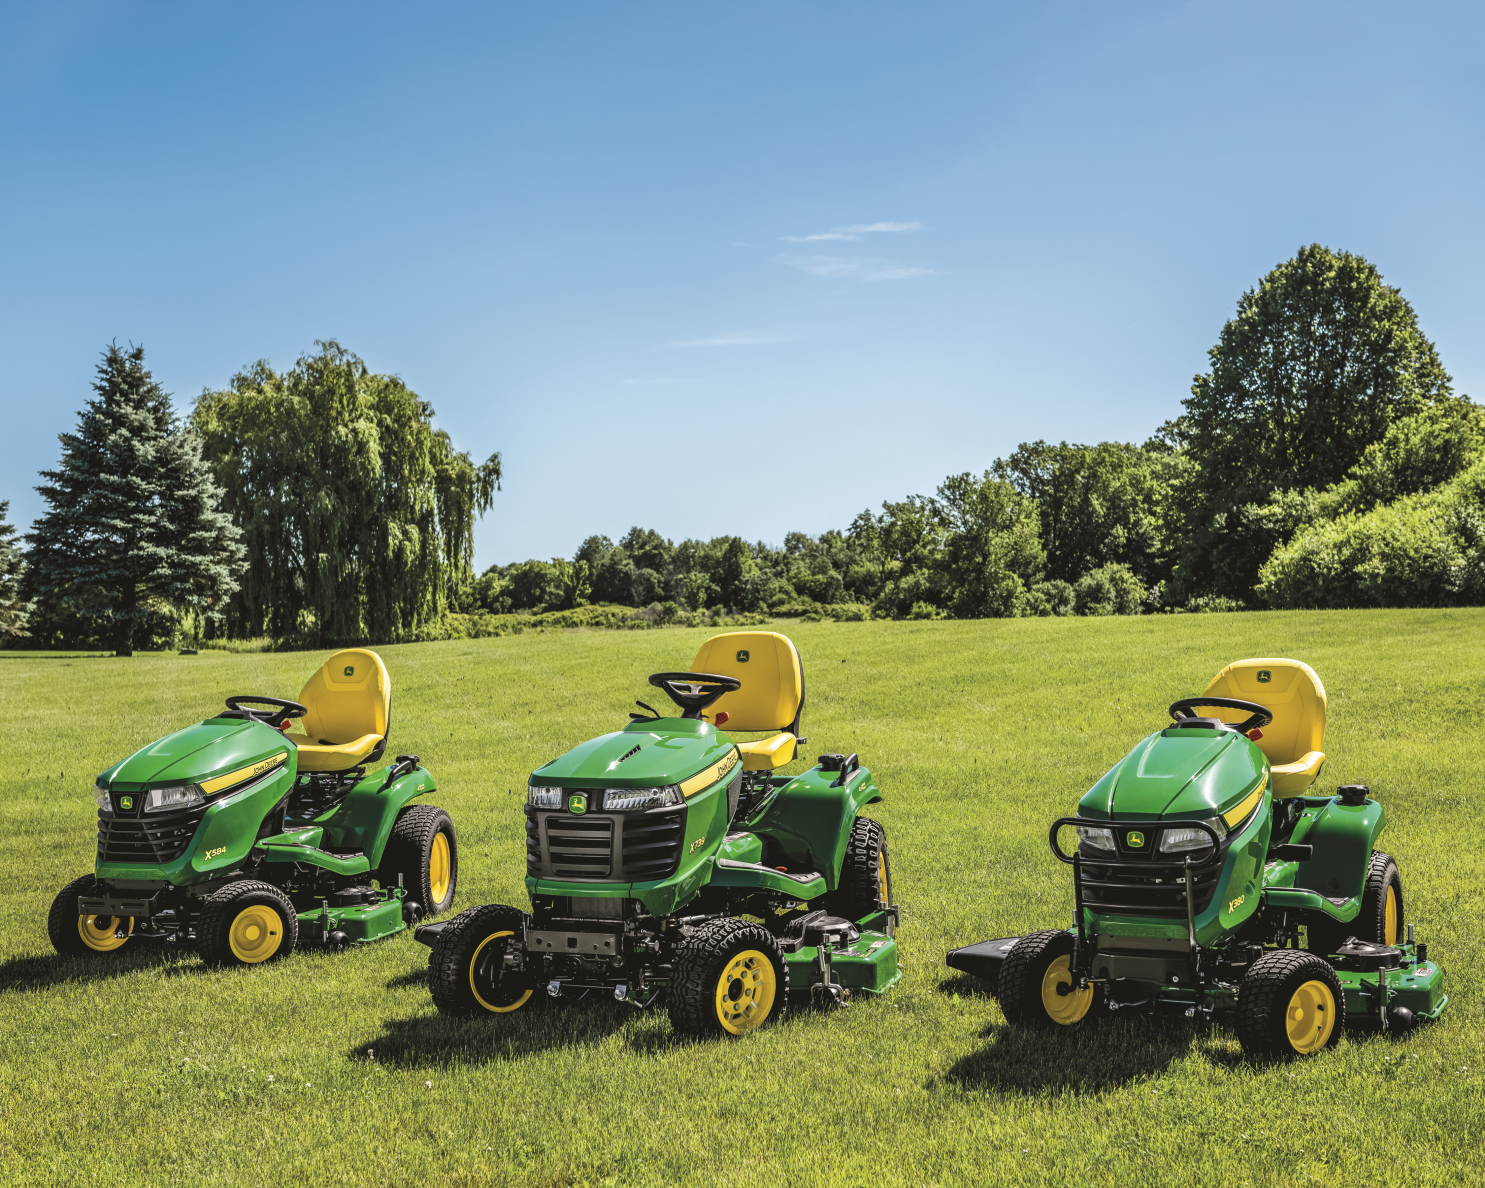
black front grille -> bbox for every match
[97,806,208,864]
[526,806,685,882]
[1079,858,1223,917]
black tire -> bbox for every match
[429,903,535,1017]
[376,804,458,917]
[668,917,787,1037]
[1307,851,1404,955]
[823,817,892,925]
[1236,949,1345,1058]
[48,874,133,957]
[198,880,298,967]
[998,929,1102,1030]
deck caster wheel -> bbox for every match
[325,930,350,953]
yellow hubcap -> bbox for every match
[714,949,777,1034]
[228,904,284,964]
[1285,978,1336,1053]
[78,914,132,952]
[1040,953,1093,1025]
[1384,885,1398,946]
[469,930,533,1013]
[429,832,451,906]
[877,851,891,903]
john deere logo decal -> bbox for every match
[343,665,355,676]
[736,649,750,662]
[568,793,588,814]
[1127,830,1145,848]
[119,795,134,811]
[1257,670,1271,683]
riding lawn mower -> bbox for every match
[416,630,900,1036]
[948,658,1448,1058]
[47,649,458,966]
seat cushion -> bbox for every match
[1271,751,1325,797]
[735,733,798,771]
[286,732,385,773]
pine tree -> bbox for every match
[0,501,30,638]
[26,343,246,655]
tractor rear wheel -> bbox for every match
[376,805,458,918]
[1236,949,1345,1058]
[48,875,133,957]
[823,817,892,927]
[429,903,535,1017]
[198,880,298,967]
[669,918,786,1037]
[998,929,1101,1029]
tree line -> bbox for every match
[2,244,1481,652]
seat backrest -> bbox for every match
[297,648,391,744]
[690,631,804,734]
[1201,658,1325,767]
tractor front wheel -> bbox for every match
[48,875,133,957]
[377,805,458,917]
[998,929,1101,1029]
[1235,949,1345,1058]
[669,918,786,1037]
[429,903,535,1017]
[824,817,893,927]
[198,880,298,967]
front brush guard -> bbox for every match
[1048,816,1225,984]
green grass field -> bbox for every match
[2,611,1482,1187]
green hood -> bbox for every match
[1079,727,1267,822]
[101,718,293,790]
[531,717,737,790]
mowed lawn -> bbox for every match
[0,611,1481,1187]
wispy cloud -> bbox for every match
[773,254,935,282]
[671,327,821,348]
[779,221,923,243]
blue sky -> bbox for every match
[3,2,1482,568]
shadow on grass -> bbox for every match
[385,966,429,989]
[361,997,642,1068]
[939,1016,1195,1095]
[0,948,205,993]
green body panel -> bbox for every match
[717,832,762,863]
[310,765,436,869]
[296,896,405,945]
[258,842,372,877]
[709,860,827,899]
[1079,727,1267,822]
[745,764,882,891]
[1284,795,1386,900]
[95,715,434,884]
[532,718,736,790]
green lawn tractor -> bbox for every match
[47,648,458,967]
[416,630,899,1036]
[948,658,1448,1058]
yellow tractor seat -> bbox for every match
[692,631,805,771]
[282,648,392,774]
[1201,658,1326,797]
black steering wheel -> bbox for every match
[223,696,308,729]
[648,672,742,719]
[1168,696,1272,733]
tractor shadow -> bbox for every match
[361,999,642,1068]
[938,1006,1196,1096]
[0,949,207,993]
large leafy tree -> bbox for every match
[193,341,500,643]
[26,344,244,654]
[1175,244,1452,599]
[0,501,30,639]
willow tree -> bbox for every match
[192,342,501,643]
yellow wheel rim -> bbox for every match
[1040,953,1093,1025]
[469,931,533,1013]
[1285,978,1336,1053]
[78,914,132,952]
[877,851,891,904]
[228,903,285,964]
[714,949,777,1035]
[429,832,451,907]
[1384,885,1399,946]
